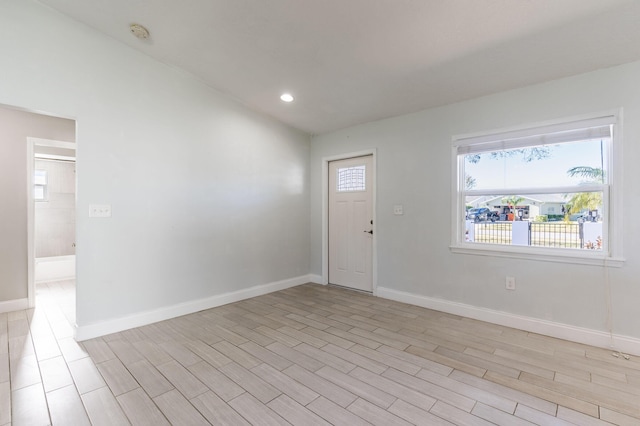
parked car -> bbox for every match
[467,207,499,222]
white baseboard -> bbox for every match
[377,286,640,357]
[309,274,325,284]
[0,298,29,314]
[75,274,313,341]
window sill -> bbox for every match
[450,244,624,267]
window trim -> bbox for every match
[450,110,624,267]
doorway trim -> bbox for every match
[27,137,76,308]
[321,149,377,294]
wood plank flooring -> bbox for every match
[1,281,639,425]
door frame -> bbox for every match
[322,149,377,294]
[27,137,76,308]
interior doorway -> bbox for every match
[27,137,77,308]
[328,155,374,292]
[0,105,76,315]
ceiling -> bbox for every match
[38,0,640,135]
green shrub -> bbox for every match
[534,215,548,222]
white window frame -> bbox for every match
[34,169,48,201]
[450,110,624,267]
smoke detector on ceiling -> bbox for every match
[129,23,150,40]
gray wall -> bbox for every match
[311,60,640,340]
[0,0,310,327]
[0,107,75,302]
[35,159,76,258]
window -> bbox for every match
[452,113,622,265]
[337,165,366,192]
[34,169,48,202]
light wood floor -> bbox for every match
[2,281,640,425]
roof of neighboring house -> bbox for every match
[466,194,568,206]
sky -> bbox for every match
[464,138,608,190]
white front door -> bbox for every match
[328,155,373,292]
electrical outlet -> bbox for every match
[393,205,404,215]
[505,276,516,290]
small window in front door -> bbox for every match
[336,165,366,192]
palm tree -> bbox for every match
[502,195,524,220]
[565,192,601,216]
[567,166,604,182]
[565,166,604,220]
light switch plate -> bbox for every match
[89,204,111,218]
[393,205,404,215]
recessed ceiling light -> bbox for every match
[280,93,294,103]
[130,23,150,40]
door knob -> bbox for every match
[364,230,373,235]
